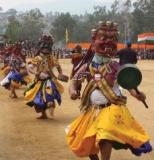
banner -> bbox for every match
[138,33,154,44]
[65,28,69,44]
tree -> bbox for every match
[93,5,108,23]
[144,0,154,32]
[120,0,132,42]
[6,9,17,16]
[5,16,21,43]
[109,0,120,18]
[51,13,76,43]
[71,21,91,42]
[131,7,145,41]
[29,8,44,19]
[18,9,45,41]
[2,0,153,45]
[131,0,154,41]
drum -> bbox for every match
[117,64,148,108]
[117,64,142,90]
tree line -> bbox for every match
[0,0,153,46]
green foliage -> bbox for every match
[5,9,45,42]
[3,0,154,44]
[50,13,76,42]
[5,16,21,43]
[131,0,154,41]
[19,11,45,41]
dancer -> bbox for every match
[66,21,152,160]
[24,34,68,119]
[69,45,83,98]
[0,43,28,98]
[70,44,83,79]
[68,29,97,100]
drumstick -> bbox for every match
[135,88,149,109]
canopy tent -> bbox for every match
[67,42,90,50]
[67,42,154,50]
[138,33,154,44]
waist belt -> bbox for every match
[99,102,112,108]
[39,77,50,81]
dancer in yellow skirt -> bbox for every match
[24,34,68,119]
[66,21,152,160]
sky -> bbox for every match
[0,0,114,14]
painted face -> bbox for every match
[94,28,118,57]
[41,48,51,55]
[40,42,52,55]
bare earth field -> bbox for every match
[0,59,153,160]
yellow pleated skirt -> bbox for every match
[23,75,33,84]
[24,79,64,105]
[66,104,150,157]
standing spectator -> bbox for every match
[117,41,138,65]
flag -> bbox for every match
[65,28,69,44]
[138,33,154,44]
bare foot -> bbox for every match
[9,94,18,98]
[37,114,48,119]
[12,95,18,98]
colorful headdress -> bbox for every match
[73,21,119,74]
[94,20,118,57]
[31,56,42,64]
[12,42,22,55]
[39,34,53,52]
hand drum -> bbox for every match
[117,64,142,90]
[117,64,148,108]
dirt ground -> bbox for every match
[0,59,153,160]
